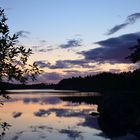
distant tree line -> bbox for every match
[0,82,55,90]
[1,69,140,92]
[55,69,140,93]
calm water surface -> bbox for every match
[0,90,105,140]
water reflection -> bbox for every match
[0,91,103,140]
[12,112,22,118]
[23,96,61,105]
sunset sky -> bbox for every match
[1,0,140,83]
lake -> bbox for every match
[0,90,105,140]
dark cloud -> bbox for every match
[49,60,69,69]
[80,32,140,64]
[59,39,82,48]
[48,59,92,69]
[16,30,30,38]
[127,13,140,23]
[107,23,129,35]
[107,13,140,35]
[35,60,51,68]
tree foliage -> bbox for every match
[127,39,140,63]
[0,8,41,84]
[0,7,42,138]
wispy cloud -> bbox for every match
[107,23,129,35]
[35,60,51,68]
[16,30,30,38]
[59,39,82,48]
[38,72,63,83]
[107,13,140,35]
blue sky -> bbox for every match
[1,0,140,42]
[0,0,140,83]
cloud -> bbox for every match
[63,70,81,73]
[37,72,63,83]
[38,48,54,52]
[16,30,30,38]
[48,59,93,69]
[107,13,140,35]
[41,72,62,81]
[59,39,82,48]
[107,23,129,35]
[80,32,140,64]
[39,40,47,44]
[31,39,55,52]
[26,72,63,84]
[49,60,69,69]
[35,60,51,68]
[32,46,54,52]
[127,13,140,23]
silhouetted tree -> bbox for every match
[0,8,41,92]
[0,7,41,138]
[127,39,140,63]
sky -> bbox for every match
[0,0,140,83]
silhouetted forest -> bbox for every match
[0,82,55,91]
[56,69,140,92]
[1,68,140,93]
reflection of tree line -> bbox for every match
[98,93,140,139]
[60,96,102,105]
[61,92,140,139]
